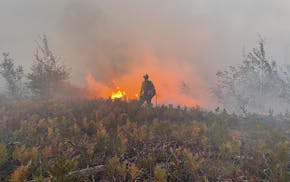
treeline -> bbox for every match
[0,99,290,181]
[2,36,290,113]
[0,36,73,100]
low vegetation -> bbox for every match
[0,99,290,181]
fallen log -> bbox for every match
[68,165,105,176]
[26,165,105,182]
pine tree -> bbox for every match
[27,36,70,99]
[0,53,24,99]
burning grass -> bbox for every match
[111,87,127,100]
[83,51,207,107]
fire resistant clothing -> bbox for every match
[139,78,156,106]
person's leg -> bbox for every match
[139,96,145,106]
[146,99,152,107]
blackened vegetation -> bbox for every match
[0,99,290,181]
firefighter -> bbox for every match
[139,74,156,106]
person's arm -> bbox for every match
[153,83,156,95]
[140,82,145,96]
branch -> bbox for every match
[68,165,105,176]
[26,165,105,182]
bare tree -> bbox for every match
[27,36,70,99]
[0,53,24,99]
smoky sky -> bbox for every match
[1,0,290,89]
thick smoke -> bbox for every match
[56,0,214,107]
[1,0,290,110]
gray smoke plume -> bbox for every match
[1,0,290,109]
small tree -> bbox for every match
[0,53,24,99]
[27,36,70,99]
[214,38,290,113]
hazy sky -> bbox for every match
[1,0,290,92]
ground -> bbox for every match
[0,99,290,181]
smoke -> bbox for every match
[2,0,290,108]
[56,0,217,107]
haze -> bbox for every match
[1,0,290,107]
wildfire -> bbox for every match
[111,87,126,100]
[84,57,207,107]
[135,93,139,98]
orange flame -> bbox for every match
[111,87,126,100]
[85,71,201,107]
[84,52,210,107]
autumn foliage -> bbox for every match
[0,99,290,181]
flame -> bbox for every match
[85,71,202,107]
[111,87,126,100]
[85,73,138,100]
[84,51,211,107]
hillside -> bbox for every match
[0,99,290,181]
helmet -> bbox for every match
[143,74,149,79]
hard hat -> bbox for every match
[143,74,149,79]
